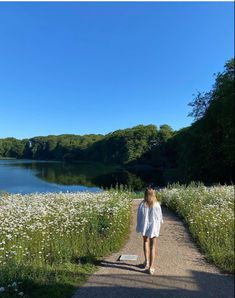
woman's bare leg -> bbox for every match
[150,237,157,269]
[143,236,149,265]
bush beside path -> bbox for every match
[72,199,234,298]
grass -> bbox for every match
[1,184,233,297]
[0,263,94,298]
[159,183,234,273]
[0,190,132,297]
[129,191,144,200]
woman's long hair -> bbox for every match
[144,188,157,208]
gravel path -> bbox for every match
[72,199,234,298]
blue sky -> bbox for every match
[0,2,234,139]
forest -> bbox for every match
[0,58,234,185]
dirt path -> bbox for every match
[72,199,234,298]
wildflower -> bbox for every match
[0,287,5,293]
[11,282,17,287]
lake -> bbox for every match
[0,159,163,194]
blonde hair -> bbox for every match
[144,188,157,208]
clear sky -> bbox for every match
[0,2,234,139]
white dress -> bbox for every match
[136,201,163,238]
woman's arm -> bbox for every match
[157,203,163,224]
[136,203,143,233]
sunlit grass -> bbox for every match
[0,190,132,297]
[160,184,234,273]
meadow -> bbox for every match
[0,190,132,297]
[0,184,234,297]
[160,184,234,273]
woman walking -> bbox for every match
[136,187,163,275]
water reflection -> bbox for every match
[0,160,164,193]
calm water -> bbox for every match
[0,160,162,194]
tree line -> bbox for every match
[0,58,234,185]
[0,125,161,163]
[139,58,234,184]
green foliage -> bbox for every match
[188,91,212,120]
[139,58,234,185]
[158,124,174,142]
[176,58,234,183]
[0,134,104,161]
[85,124,158,164]
[0,138,25,158]
[0,125,159,166]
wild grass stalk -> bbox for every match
[160,184,234,273]
[0,190,132,297]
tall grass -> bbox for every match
[0,190,132,297]
[160,184,234,273]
